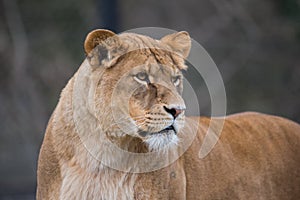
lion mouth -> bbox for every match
[155,125,176,135]
[138,125,176,137]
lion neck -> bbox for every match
[71,60,149,169]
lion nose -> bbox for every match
[164,106,185,119]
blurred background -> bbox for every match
[0,0,299,199]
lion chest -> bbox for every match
[59,160,186,200]
[59,163,137,200]
[134,161,187,200]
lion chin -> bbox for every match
[138,126,180,151]
[144,131,179,152]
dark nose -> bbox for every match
[164,106,185,119]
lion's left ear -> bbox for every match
[84,29,123,68]
[161,31,191,59]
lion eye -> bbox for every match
[134,72,149,84]
[172,76,181,86]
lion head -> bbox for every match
[81,29,191,152]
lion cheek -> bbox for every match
[129,100,146,121]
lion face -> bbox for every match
[120,59,186,150]
[84,29,191,151]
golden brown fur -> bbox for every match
[37,29,300,199]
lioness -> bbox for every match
[37,29,300,200]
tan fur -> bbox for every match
[37,30,300,199]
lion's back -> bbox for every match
[183,112,300,199]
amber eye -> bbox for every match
[172,76,181,86]
[134,72,149,84]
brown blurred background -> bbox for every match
[0,0,299,199]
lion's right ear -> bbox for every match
[84,29,122,68]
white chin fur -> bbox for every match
[144,133,179,152]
